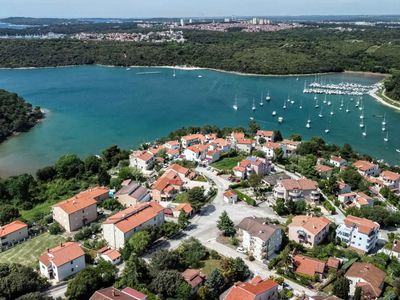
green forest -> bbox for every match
[0,89,43,142]
[1,27,400,99]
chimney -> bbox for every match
[47,248,50,253]
[60,242,63,247]
[112,289,115,297]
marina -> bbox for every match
[0,65,398,176]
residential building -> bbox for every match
[345,262,386,299]
[293,255,326,279]
[280,140,301,156]
[237,217,282,262]
[314,164,333,178]
[0,220,28,248]
[329,156,347,167]
[39,242,86,282]
[172,203,194,218]
[377,170,400,190]
[326,257,341,271]
[353,160,380,177]
[205,150,221,164]
[233,157,270,179]
[223,190,238,204]
[90,287,147,300]
[381,240,400,260]
[262,142,287,159]
[164,140,180,150]
[129,150,155,171]
[273,178,320,202]
[52,188,107,232]
[336,215,380,253]
[230,131,245,143]
[97,247,122,265]
[209,138,231,154]
[255,130,274,144]
[152,169,184,201]
[115,180,150,207]
[338,181,352,194]
[288,215,331,247]
[223,276,279,300]
[183,144,208,162]
[338,192,374,209]
[167,163,195,181]
[182,269,205,294]
[102,202,164,249]
[181,134,205,148]
[235,138,254,154]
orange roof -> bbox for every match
[294,255,326,276]
[182,269,205,288]
[98,247,121,261]
[187,144,208,153]
[103,202,164,233]
[167,163,189,176]
[344,215,379,235]
[153,170,184,192]
[256,130,274,138]
[232,132,245,140]
[237,138,254,145]
[353,160,377,172]
[298,178,318,190]
[315,165,333,173]
[289,215,331,235]
[345,263,386,298]
[0,220,27,238]
[149,146,165,155]
[39,242,85,267]
[331,156,346,163]
[224,278,278,300]
[224,190,237,198]
[327,257,341,269]
[381,170,400,181]
[166,148,180,156]
[213,138,230,147]
[164,140,180,147]
[182,134,205,142]
[264,142,281,150]
[53,187,107,214]
[137,151,154,162]
[174,203,193,215]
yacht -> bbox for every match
[249,117,254,121]
[272,111,277,116]
[173,69,176,77]
[346,102,350,113]
[360,120,365,128]
[382,113,387,126]
[307,114,311,123]
[306,119,311,128]
[314,95,318,100]
[327,101,332,106]
[259,93,264,106]
[382,126,386,132]
[360,110,364,119]
[283,100,287,109]
[384,131,389,142]
[323,95,327,104]
[315,99,319,108]
[325,129,330,134]
[278,117,284,123]
[318,107,323,118]
[340,99,344,108]
[198,75,203,78]
[299,100,303,109]
[362,125,367,137]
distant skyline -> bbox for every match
[1,0,400,19]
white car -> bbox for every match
[236,247,246,254]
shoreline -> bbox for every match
[370,89,400,112]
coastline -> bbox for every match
[370,89,400,112]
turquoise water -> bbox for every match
[0,65,399,176]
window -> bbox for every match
[70,260,73,264]
[71,268,74,272]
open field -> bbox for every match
[0,233,66,268]
[200,259,222,276]
[211,155,245,171]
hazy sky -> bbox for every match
[1,0,400,18]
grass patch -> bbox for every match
[200,259,222,276]
[366,45,380,54]
[193,175,208,182]
[0,233,66,268]
[211,155,245,171]
[233,189,256,206]
[21,199,60,221]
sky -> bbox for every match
[1,0,400,18]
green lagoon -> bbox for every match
[0,65,399,176]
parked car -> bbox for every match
[236,247,246,254]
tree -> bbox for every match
[5,174,36,205]
[274,199,288,216]
[273,148,285,164]
[221,257,251,284]
[55,154,84,179]
[217,211,236,237]
[353,286,362,300]
[102,145,124,168]
[97,167,111,186]
[248,173,262,191]
[0,263,49,300]
[48,222,62,235]
[118,253,150,289]
[187,187,206,210]
[150,270,186,299]
[178,238,208,268]
[258,137,266,145]
[149,250,181,275]
[84,155,102,175]
[100,198,122,212]
[160,222,181,238]
[0,205,20,225]
[333,277,350,299]
[126,231,152,257]
[341,167,363,190]
[273,130,283,142]
[248,120,260,136]
[36,166,56,182]
[205,269,226,299]
[178,210,189,229]
[289,134,302,141]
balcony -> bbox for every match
[289,190,302,198]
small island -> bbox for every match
[0,89,44,143]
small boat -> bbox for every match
[299,100,303,109]
[382,113,387,126]
[315,99,319,108]
[382,126,386,131]
[306,122,311,129]
[126,67,131,71]
[249,117,254,121]
[362,125,367,137]
[396,149,400,153]
[314,95,317,100]
[327,101,332,106]
[325,129,330,133]
[259,92,264,106]
[346,102,350,113]
[384,131,389,142]
[272,111,277,116]
[283,99,287,109]
[360,121,364,128]
[360,111,364,119]
[318,107,323,118]
[307,114,311,123]
[266,90,271,101]
[252,98,256,111]
[173,70,176,77]
[278,117,284,123]
[233,95,238,111]
[323,95,327,104]
[198,75,203,78]
[330,110,334,116]
[291,100,295,104]
[340,99,344,108]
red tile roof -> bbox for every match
[0,220,27,238]
[90,287,147,300]
[315,165,333,173]
[353,160,377,172]
[182,269,205,288]
[103,202,164,234]
[327,257,341,269]
[98,247,121,261]
[343,215,380,235]
[53,187,107,214]
[381,170,400,181]
[345,263,386,298]
[256,130,274,138]
[224,277,278,300]
[174,203,193,215]
[294,255,326,276]
[39,242,85,267]
[122,287,147,300]
[224,190,237,198]
[288,215,331,235]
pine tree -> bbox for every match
[333,276,350,299]
[217,211,236,237]
[178,210,189,229]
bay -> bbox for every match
[0,65,398,176]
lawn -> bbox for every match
[200,259,222,276]
[0,233,66,268]
[211,155,245,171]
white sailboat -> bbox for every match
[360,110,364,119]
[359,98,363,111]
[266,90,271,101]
[346,102,350,113]
[252,98,256,111]
[299,99,303,109]
[233,95,238,111]
[360,119,365,128]
[173,69,176,77]
[283,99,287,109]
[327,101,332,106]
[272,111,277,116]
[314,95,317,101]
[306,122,311,129]
[278,117,284,123]
[318,107,323,118]
[384,131,389,142]
[307,114,311,123]
[362,125,367,137]
[382,113,387,126]
[315,98,319,108]
[323,95,327,104]
[259,93,264,106]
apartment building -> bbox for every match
[273,178,320,202]
[288,215,331,247]
[0,220,28,248]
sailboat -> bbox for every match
[259,93,264,106]
[339,99,344,110]
[346,102,350,113]
[315,98,319,108]
[360,119,365,128]
[307,114,311,123]
[306,121,311,129]
[323,95,327,104]
[327,100,332,106]
[360,110,364,119]
[362,125,367,137]
[314,95,317,101]
[303,81,307,93]
[283,100,287,109]
[299,99,303,109]
[252,98,256,111]
[325,115,331,133]
[382,113,387,126]
[359,98,363,111]
[272,111,277,116]
[384,131,389,142]
[173,69,176,77]
[233,95,238,111]
[330,105,334,116]
[318,107,323,118]
[266,90,271,101]
[278,117,284,123]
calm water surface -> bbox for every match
[0,66,399,176]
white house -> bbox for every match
[255,130,274,144]
[235,138,254,154]
[273,178,320,202]
[378,170,400,190]
[338,192,374,208]
[102,202,165,249]
[329,156,347,168]
[97,247,122,265]
[237,217,282,262]
[262,142,287,159]
[180,134,205,148]
[0,220,28,248]
[129,150,155,171]
[380,239,400,261]
[353,160,380,177]
[183,144,208,162]
[39,242,86,282]
[223,190,238,204]
[336,215,380,253]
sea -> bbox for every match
[0,65,398,176]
